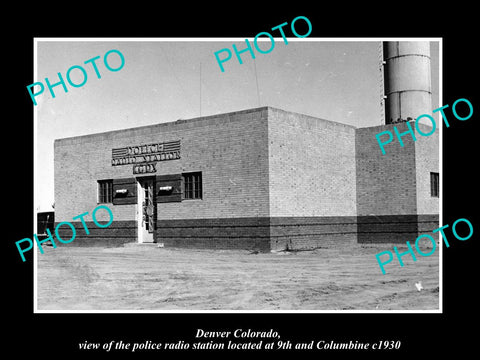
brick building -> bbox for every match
[54,106,439,251]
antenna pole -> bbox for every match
[199,62,202,116]
[253,58,261,107]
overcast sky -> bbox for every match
[35,39,440,211]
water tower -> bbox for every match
[383,41,432,124]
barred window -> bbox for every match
[183,172,202,200]
[430,172,439,197]
[98,180,113,203]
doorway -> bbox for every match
[137,177,155,243]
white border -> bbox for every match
[33,37,443,314]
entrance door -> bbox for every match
[137,178,155,243]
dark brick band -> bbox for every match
[357,214,439,244]
[53,220,137,247]
[53,214,439,249]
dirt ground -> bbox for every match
[36,243,440,311]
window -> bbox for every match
[430,172,439,197]
[98,180,113,203]
[183,172,202,200]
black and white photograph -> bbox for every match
[33,38,441,312]
[9,7,479,357]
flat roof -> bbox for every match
[54,106,357,146]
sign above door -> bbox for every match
[111,140,181,168]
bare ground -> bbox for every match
[36,243,440,311]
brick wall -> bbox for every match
[157,107,270,220]
[54,107,270,222]
[267,108,357,217]
[263,108,358,250]
[53,220,136,247]
[156,217,271,251]
[54,107,439,249]
[154,216,358,251]
[55,133,139,223]
[269,216,357,251]
[355,122,439,243]
[415,123,440,215]
[355,122,418,216]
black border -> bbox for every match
[10,5,479,358]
